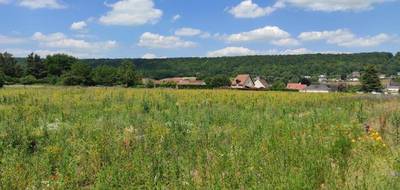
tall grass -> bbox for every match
[0,87,399,189]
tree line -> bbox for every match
[0,52,139,87]
[1,51,400,91]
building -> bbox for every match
[286,83,306,91]
[231,74,254,89]
[386,80,400,94]
[348,71,360,82]
[301,84,331,93]
[254,77,269,89]
[318,75,327,83]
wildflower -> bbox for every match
[351,139,356,143]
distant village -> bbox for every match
[143,71,400,94]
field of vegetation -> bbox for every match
[1,87,400,189]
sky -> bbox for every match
[0,0,399,59]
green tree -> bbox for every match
[205,75,230,88]
[0,71,4,88]
[26,53,47,79]
[0,52,21,78]
[299,78,311,86]
[45,54,77,76]
[62,62,93,86]
[118,60,138,87]
[91,65,118,86]
[361,65,383,92]
[271,81,286,91]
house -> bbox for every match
[318,75,327,83]
[231,74,254,88]
[301,84,331,93]
[157,77,206,86]
[386,80,400,94]
[254,77,269,89]
[348,71,360,82]
[286,83,306,91]
[379,74,387,79]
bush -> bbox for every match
[20,75,37,85]
[270,81,286,91]
[205,76,231,88]
[61,73,85,86]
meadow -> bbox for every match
[0,87,400,189]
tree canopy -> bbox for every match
[361,65,383,92]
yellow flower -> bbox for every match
[351,139,356,143]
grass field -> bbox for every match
[0,87,400,189]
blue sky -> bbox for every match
[0,0,399,58]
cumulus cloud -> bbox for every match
[224,26,298,47]
[228,0,392,18]
[18,0,65,9]
[99,0,162,26]
[32,32,117,51]
[0,34,26,44]
[138,32,196,49]
[207,46,316,57]
[283,0,391,12]
[228,0,285,18]
[299,29,393,47]
[207,47,258,57]
[70,21,87,31]
[142,53,166,59]
[271,38,300,46]
[175,28,202,37]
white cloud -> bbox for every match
[138,32,196,49]
[0,35,26,44]
[299,29,393,47]
[271,38,300,46]
[283,0,391,12]
[70,21,87,31]
[229,0,285,18]
[172,14,181,22]
[207,46,258,57]
[280,48,313,54]
[207,46,339,57]
[142,53,157,59]
[32,32,118,51]
[175,27,202,37]
[142,53,166,59]
[225,26,292,44]
[0,0,11,4]
[99,0,162,26]
[18,0,65,9]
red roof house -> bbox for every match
[286,83,306,91]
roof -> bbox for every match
[389,80,400,87]
[255,78,268,86]
[305,84,331,91]
[232,74,251,86]
[286,83,306,90]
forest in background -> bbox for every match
[1,52,399,88]
[82,52,400,81]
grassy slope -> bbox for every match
[0,87,399,189]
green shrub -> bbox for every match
[20,75,37,85]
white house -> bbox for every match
[318,75,327,83]
[254,77,269,89]
[386,80,400,94]
[231,74,254,89]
